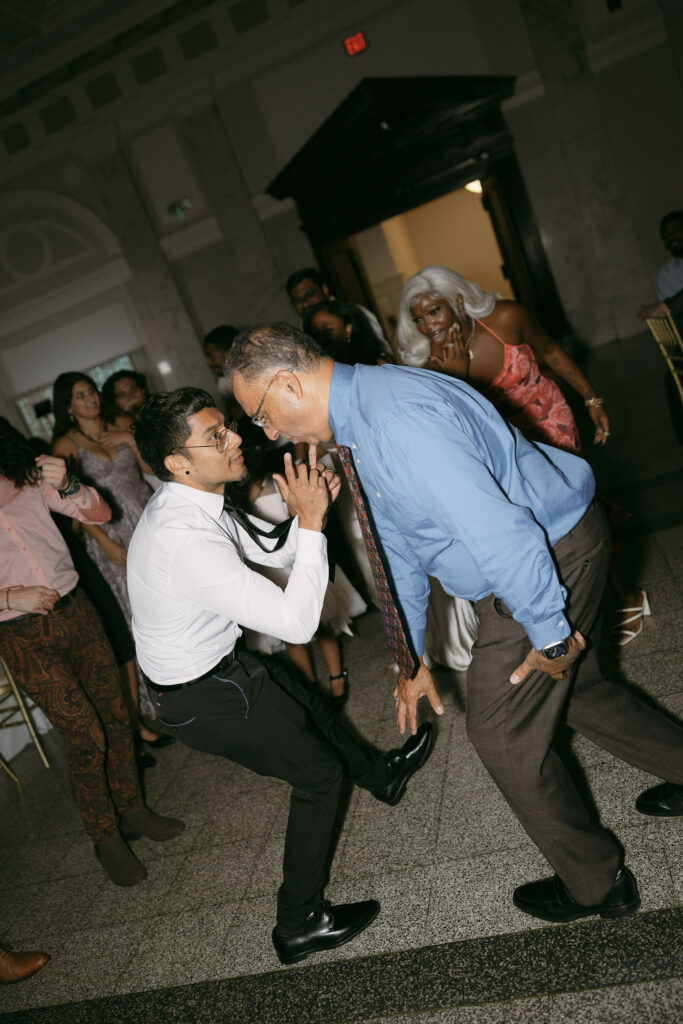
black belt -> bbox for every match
[149,651,236,692]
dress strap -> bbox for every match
[475,318,508,347]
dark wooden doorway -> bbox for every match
[268,76,569,338]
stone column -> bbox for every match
[178,106,293,324]
[516,0,649,342]
[89,149,212,391]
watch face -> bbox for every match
[543,641,568,660]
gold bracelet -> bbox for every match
[584,396,604,407]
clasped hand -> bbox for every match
[34,454,69,491]
[273,445,340,531]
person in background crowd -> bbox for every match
[303,299,387,367]
[286,267,394,359]
[637,210,683,321]
[0,418,184,886]
[101,370,149,428]
[101,370,162,491]
[51,372,167,750]
[239,439,366,709]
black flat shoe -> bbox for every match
[329,670,349,711]
[513,867,640,923]
[272,898,380,965]
[635,781,683,817]
[142,734,175,749]
[134,744,156,770]
[372,722,435,806]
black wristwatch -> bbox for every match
[57,471,81,498]
[542,639,569,660]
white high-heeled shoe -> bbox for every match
[610,589,651,646]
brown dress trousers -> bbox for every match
[468,501,683,905]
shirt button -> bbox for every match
[356,458,361,464]
[376,492,381,498]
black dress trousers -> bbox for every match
[147,649,389,930]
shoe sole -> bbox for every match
[385,726,437,807]
[512,895,641,923]
[274,904,381,965]
[635,804,683,817]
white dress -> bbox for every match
[423,578,477,672]
[242,477,367,655]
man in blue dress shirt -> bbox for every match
[231,322,683,926]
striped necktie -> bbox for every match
[336,444,416,678]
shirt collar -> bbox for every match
[328,362,355,447]
[166,481,225,521]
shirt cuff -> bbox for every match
[295,527,327,562]
[525,614,571,651]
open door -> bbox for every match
[268,76,570,339]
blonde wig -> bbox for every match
[397,266,499,366]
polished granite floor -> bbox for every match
[1,330,682,1023]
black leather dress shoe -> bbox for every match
[513,867,640,923]
[272,899,380,965]
[373,722,435,806]
[636,781,683,817]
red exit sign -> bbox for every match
[344,31,367,56]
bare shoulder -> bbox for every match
[52,433,78,457]
[482,300,526,343]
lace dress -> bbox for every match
[73,440,154,714]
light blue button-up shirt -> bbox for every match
[328,362,595,655]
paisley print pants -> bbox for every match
[0,588,143,841]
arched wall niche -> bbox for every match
[0,189,130,336]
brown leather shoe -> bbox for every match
[0,947,50,984]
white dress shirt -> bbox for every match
[127,482,328,685]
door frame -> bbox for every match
[268,76,569,337]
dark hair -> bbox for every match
[52,372,99,441]
[101,369,149,422]
[227,322,328,383]
[303,299,385,366]
[660,210,683,238]
[134,387,215,481]
[203,325,239,352]
[0,417,41,487]
[285,267,328,297]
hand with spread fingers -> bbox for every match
[509,631,586,686]
[394,659,445,736]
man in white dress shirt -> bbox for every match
[127,387,434,965]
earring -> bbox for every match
[69,413,75,424]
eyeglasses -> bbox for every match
[251,369,293,428]
[183,421,238,453]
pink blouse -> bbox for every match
[0,477,111,622]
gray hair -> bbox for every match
[227,322,327,382]
[397,266,499,366]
